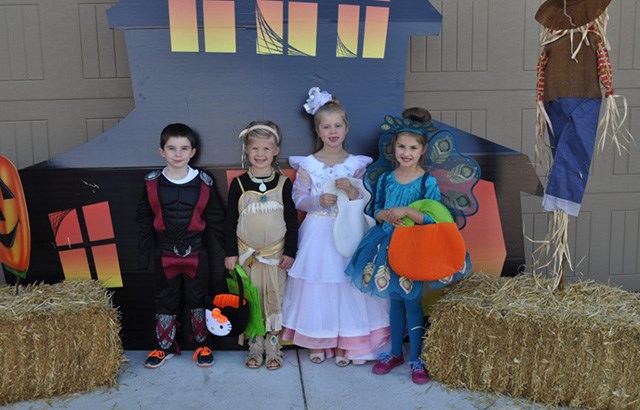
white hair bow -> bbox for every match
[303,87,333,115]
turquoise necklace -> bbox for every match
[248,168,276,192]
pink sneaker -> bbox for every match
[410,359,430,384]
[372,353,404,375]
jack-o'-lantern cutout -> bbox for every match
[0,156,30,279]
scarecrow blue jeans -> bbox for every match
[542,97,602,216]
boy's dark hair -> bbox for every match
[402,107,432,123]
[160,123,198,149]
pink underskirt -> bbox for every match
[281,326,390,360]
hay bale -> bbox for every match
[423,274,640,409]
[0,280,123,405]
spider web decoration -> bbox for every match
[48,209,74,239]
[336,35,357,57]
[255,4,312,57]
[287,44,313,57]
[256,5,284,54]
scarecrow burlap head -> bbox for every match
[535,0,611,29]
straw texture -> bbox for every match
[0,280,123,405]
[423,273,640,409]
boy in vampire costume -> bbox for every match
[137,123,226,368]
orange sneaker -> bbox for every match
[144,349,174,369]
[193,346,214,367]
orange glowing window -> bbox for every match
[48,201,123,288]
[168,0,391,59]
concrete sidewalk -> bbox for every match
[4,349,559,410]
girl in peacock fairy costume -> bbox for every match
[346,108,480,384]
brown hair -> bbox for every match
[402,107,432,123]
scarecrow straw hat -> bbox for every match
[535,0,611,30]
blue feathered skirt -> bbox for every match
[345,225,472,300]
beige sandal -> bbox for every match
[309,350,326,364]
[245,336,264,368]
[264,334,283,370]
[335,348,350,367]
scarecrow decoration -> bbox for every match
[534,0,633,288]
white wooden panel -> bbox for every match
[0,120,50,168]
[114,28,130,77]
[629,107,640,174]
[457,1,473,72]
[409,36,426,73]
[613,107,640,175]
[422,0,489,73]
[441,0,457,71]
[609,211,627,275]
[607,210,640,276]
[95,4,116,77]
[15,121,34,168]
[621,210,639,274]
[79,4,101,78]
[0,7,9,80]
[31,119,49,165]
[7,7,28,79]
[470,110,487,139]
[520,108,536,157]
[617,0,638,70]
[22,3,43,79]
[79,3,122,79]
[523,0,541,71]
[425,0,443,72]
[0,5,43,81]
[0,121,18,164]
[86,117,121,140]
[471,0,488,72]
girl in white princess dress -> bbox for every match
[281,88,390,366]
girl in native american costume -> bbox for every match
[224,121,298,370]
[534,0,632,285]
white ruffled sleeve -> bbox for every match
[292,166,325,213]
[349,155,372,179]
[289,156,326,213]
[287,156,305,171]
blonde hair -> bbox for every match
[313,100,349,152]
[238,120,282,167]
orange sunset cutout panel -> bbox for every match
[48,201,123,288]
[0,156,31,279]
[460,179,506,275]
[169,0,392,58]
